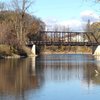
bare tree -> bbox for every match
[11,0,35,44]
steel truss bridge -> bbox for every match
[27,31,100,46]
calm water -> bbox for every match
[0,54,100,100]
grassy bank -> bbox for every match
[40,46,92,55]
[0,44,35,58]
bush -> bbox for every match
[0,44,12,56]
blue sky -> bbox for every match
[34,0,100,31]
[34,0,94,20]
[1,0,100,31]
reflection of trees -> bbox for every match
[82,62,97,86]
[0,58,43,99]
[90,60,100,85]
[36,54,100,87]
[36,55,88,81]
[83,55,100,86]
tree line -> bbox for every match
[0,0,45,48]
[0,0,100,55]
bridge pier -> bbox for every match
[31,45,36,55]
[92,46,100,55]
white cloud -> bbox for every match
[59,20,81,27]
[44,10,100,31]
[80,10,99,22]
[44,19,84,31]
[58,19,84,31]
[43,17,58,26]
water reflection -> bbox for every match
[36,54,98,85]
[0,57,43,100]
[0,54,100,100]
[91,55,100,85]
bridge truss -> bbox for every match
[27,31,100,46]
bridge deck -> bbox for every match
[27,41,99,46]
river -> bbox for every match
[0,54,100,100]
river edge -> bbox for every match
[0,53,37,59]
[40,51,92,55]
[0,44,36,59]
[0,52,91,59]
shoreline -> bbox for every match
[0,54,37,59]
[40,51,92,55]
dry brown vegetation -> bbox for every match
[0,0,45,57]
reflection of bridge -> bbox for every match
[28,31,99,46]
[27,31,100,55]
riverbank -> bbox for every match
[40,49,92,55]
[40,46,92,55]
[0,44,36,59]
